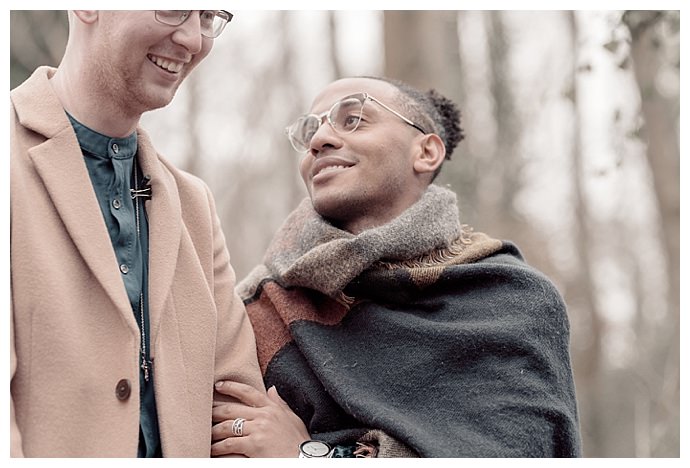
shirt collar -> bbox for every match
[66,112,138,160]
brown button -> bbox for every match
[115,379,131,401]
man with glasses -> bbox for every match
[211,77,582,457]
[10,11,262,457]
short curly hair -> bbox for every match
[364,76,464,179]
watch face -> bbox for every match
[301,440,331,457]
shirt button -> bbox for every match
[112,198,121,209]
[112,143,119,154]
[115,379,131,401]
[120,264,129,274]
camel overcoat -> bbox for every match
[10,67,263,457]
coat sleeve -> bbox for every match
[10,294,25,457]
[202,184,264,396]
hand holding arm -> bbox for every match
[211,381,311,458]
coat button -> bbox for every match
[115,379,131,401]
[112,198,121,209]
[120,264,129,274]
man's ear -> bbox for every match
[413,133,446,175]
[72,11,98,24]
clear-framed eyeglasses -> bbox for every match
[154,10,233,38]
[285,92,427,153]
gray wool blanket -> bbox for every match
[238,185,582,457]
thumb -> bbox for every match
[267,385,290,409]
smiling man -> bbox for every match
[10,11,263,457]
[211,77,582,458]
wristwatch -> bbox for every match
[298,440,333,458]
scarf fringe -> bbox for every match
[335,291,356,307]
[377,225,474,271]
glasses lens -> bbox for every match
[329,96,365,134]
[212,11,233,37]
[155,10,189,26]
[199,11,216,36]
[289,115,321,152]
[199,11,230,38]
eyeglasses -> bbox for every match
[285,92,427,152]
[154,10,233,39]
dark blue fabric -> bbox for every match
[258,244,581,457]
[68,113,160,457]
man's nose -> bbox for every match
[309,119,343,157]
[171,11,204,53]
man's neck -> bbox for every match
[49,67,140,138]
[338,188,427,235]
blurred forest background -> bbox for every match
[10,10,680,457]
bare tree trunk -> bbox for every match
[477,11,529,250]
[486,11,521,221]
[383,11,463,94]
[564,10,604,457]
[328,12,343,79]
[622,10,680,457]
[10,11,68,88]
[622,14,679,306]
[276,11,310,211]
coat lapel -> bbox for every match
[28,130,136,327]
[136,130,182,344]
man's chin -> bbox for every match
[311,200,339,222]
[311,194,358,224]
[139,92,176,113]
[141,79,183,111]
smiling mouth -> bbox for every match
[147,54,183,74]
[314,165,352,178]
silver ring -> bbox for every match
[231,418,245,437]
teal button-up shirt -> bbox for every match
[68,114,161,457]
